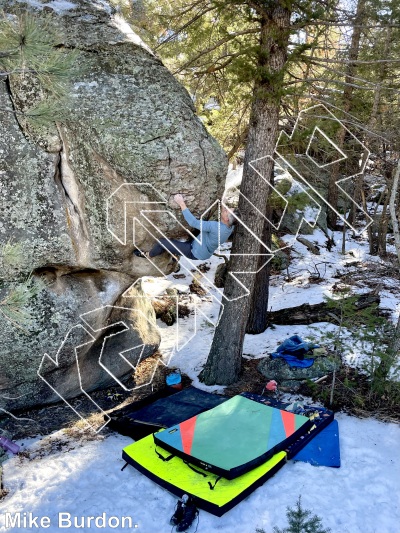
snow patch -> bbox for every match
[111,14,154,55]
[45,0,76,13]
[225,164,243,191]
[15,0,77,13]
[1,417,399,533]
[15,0,45,9]
[91,0,112,14]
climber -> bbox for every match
[134,194,240,261]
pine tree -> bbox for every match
[200,0,293,384]
[131,0,400,382]
[0,8,80,128]
[273,497,331,533]
[131,0,338,383]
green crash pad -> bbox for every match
[153,395,312,479]
[122,434,287,517]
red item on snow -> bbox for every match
[265,380,278,391]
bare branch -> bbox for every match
[227,126,249,160]
[302,56,400,65]
[303,96,392,143]
[286,76,398,92]
[171,0,211,18]
[155,4,217,50]
[305,60,396,90]
[299,21,400,29]
[173,28,259,74]
[194,51,246,74]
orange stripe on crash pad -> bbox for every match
[280,410,295,438]
[179,416,197,455]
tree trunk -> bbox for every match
[200,5,291,385]
[378,189,390,256]
[389,158,400,263]
[327,0,366,229]
[246,206,272,334]
[354,13,393,247]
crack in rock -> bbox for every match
[55,124,91,264]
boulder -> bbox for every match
[275,180,329,236]
[0,0,227,413]
[258,354,341,391]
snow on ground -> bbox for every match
[1,228,400,532]
[154,228,400,384]
[225,165,243,191]
[0,415,398,533]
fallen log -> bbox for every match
[296,236,321,255]
[267,291,381,325]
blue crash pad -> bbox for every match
[293,419,340,467]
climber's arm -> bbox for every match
[174,194,214,232]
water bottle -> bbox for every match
[0,436,20,454]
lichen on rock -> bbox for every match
[0,0,227,413]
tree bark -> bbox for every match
[389,158,400,263]
[327,0,366,229]
[246,206,272,334]
[200,4,291,385]
[351,10,393,248]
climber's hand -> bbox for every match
[174,194,186,208]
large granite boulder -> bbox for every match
[0,0,227,413]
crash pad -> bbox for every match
[240,393,335,460]
[122,434,287,516]
[107,386,227,440]
[293,419,340,467]
[153,395,312,479]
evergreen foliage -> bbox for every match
[121,0,337,156]
[315,288,400,406]
[121,0,400,167]
[255,496,330,533]
[273,497,331,533]
[0,242,47,328]
[0,9,80,126]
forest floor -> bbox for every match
[2,223,400,441]
[0,227,399,532]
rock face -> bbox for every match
[0,0,227,413]
[258,354,341,390]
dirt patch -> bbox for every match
[0,352,192,441]
[152,298,192,325]
[189,277,207,296]
[3,352,397,443]
[299,365,400,422]
[0,485,9,501]
[224,358,270,398]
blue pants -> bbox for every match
[149,238,197,259]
